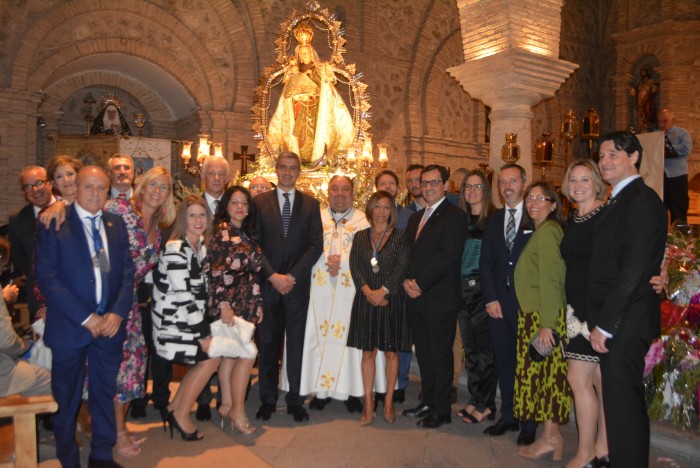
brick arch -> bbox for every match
[420,30,468,137]
[41,71,174,123]
[403,0,463,148]
[27,38,214,110]
[10,0,253,112]
[616,44,667,77]
[209,0,263,113]
[613,40,668,129]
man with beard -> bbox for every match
[108,154,135,200]
[405,164,426,212]
[481,163,538,445]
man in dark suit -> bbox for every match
[402,164,468,428]
[36,166,135,468]
[9,166,56,321]
[480,163,537,445]
[254,151,323,422]
[589,131,666,467]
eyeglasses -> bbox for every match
[419,179,443,187]
[525,195,553,203]
[22,180,48,193]
[463,184,484,191]
[249,184,270,192]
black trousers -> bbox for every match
[457,278,497,412]
[409,304,457,418]
[487,299,518,423]
[258,288,309,407]
[134,283,172,410]
[600,336,651,468]
[663,173,688,224]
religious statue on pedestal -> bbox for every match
[267,23,355,169]
[630,66,659,132]
[252,2,371,176]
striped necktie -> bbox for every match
[282,192,291,238]
[506,208,516,252]
[89,215,110,313]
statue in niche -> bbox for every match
[630,67,659,132]
[90,94,132,136]
[267,22,354,168]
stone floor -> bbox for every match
[35,373,696,467]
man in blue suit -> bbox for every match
[36,166,135,468]
[480,163,537,445]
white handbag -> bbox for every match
[208,317,257,359]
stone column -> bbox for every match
[448,0,577,194]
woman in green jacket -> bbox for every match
[513,181,570,461]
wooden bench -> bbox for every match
[0,395,57,468]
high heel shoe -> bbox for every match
[218,405,232,429]
[167,411,204,441]
[155,405,169,433]
[363,396,375,425]
[517,435,563,461]
[383,404,396,424]
[595,455,610,467]
[360,409,375,426]
[229,412,256,435]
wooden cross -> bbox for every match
[233,145,256,175]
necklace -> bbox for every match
[370,227,389,273]
[330,208,351,240]
[573,203,605,223]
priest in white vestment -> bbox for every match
[281,175,386,410]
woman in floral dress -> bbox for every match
[105,166,176,456]
[207,186,263,435]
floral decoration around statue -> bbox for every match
[644,226,700,431]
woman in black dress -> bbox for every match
[207,186,263,435]
[560,160,608,467]
[347,191,410,426]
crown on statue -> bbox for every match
[294,22,314,45]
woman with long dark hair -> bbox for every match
[207,186,263,435]
[153,196,219,441]
[455,170,498,423]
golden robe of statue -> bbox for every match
[268,44,355,168]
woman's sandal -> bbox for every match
[456,405,475,419]
[116,431,142,457]
[462,408,493,424]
